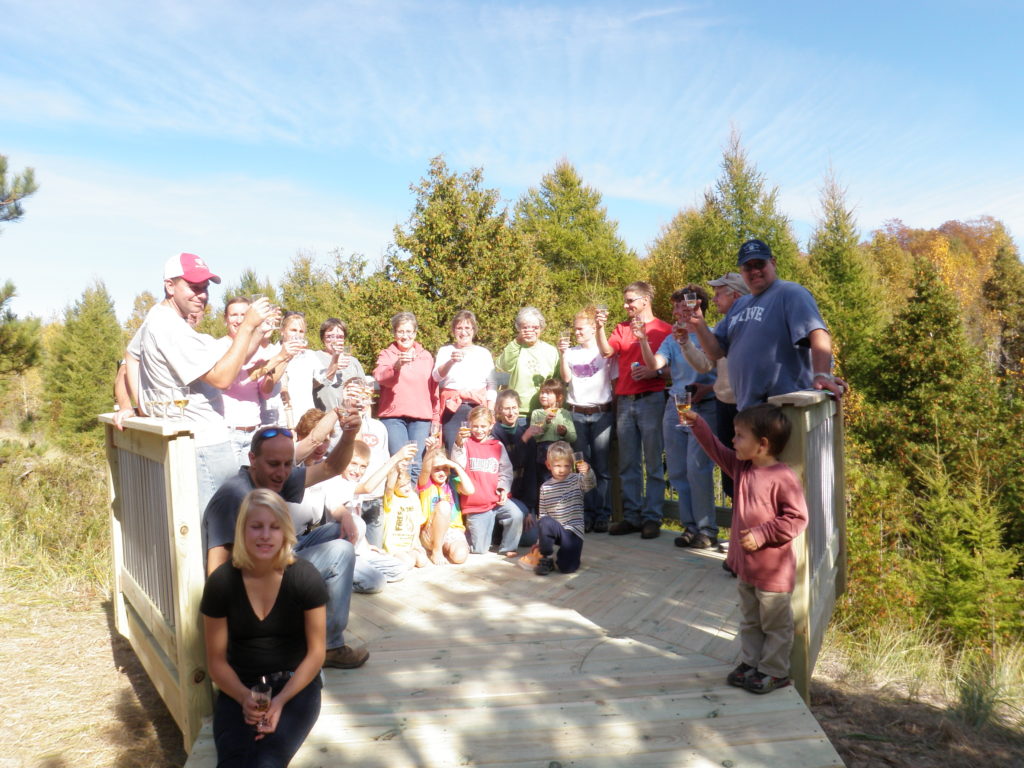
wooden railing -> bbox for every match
[99,414,211,752]
[768,390,847,701]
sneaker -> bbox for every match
[674,531,695,548]
[534,556,555,576]
[726,662,755,688]
[517,550,541,571]
[744,671,791,694]
[593,519,609,533]
[323,645,370,669]
[608,520,640,536]
[690,533,718,549]
[640,520,661,539]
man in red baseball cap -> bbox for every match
[131,252,276,512]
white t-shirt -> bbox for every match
[358,417,390,498]
[432,344,496,397]
[563,344,614,407]
[137,303,229,445]
[283,350,322,419]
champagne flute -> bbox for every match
[673,392,693,430]
[251,678,272,730]
[172,386,190,418]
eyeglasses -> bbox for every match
[740,259,768,272]
[624,296,646,305]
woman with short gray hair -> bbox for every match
[495,306,560,417]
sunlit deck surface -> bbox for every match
[185,533,844,767]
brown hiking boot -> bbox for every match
[324,644,369,669]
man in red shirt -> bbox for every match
[595,281,672,538]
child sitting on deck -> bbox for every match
[519,441,595,576]
[381,448,430,569]
[417,440,474,565]
[682,403,808,694]
[452,405,524,557]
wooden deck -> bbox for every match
[185,533,844,767]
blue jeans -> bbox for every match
[213,675,322,767]
[294,524,354,649]
[570,407,614,525]
[195,441,240,515]
[464,500,524,554]
[662,397,717,537]
[381,417,431,484]
[537,515,584,573]
[615,393,666,525]
[227,429,257,467]
[440,401,476,452]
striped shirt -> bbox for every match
[538,470,596,540]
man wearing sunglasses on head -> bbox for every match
[687,239,848,410]
[203,416,371,669]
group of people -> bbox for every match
[114,238,845,765]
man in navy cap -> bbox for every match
[688,239,846,410]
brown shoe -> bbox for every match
[324,644,369,669]
[608,519,641,536]
[640,520,661,539]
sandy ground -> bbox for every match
[3,595,1022,768]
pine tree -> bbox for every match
[807,169,881,385]
[44,282,123,445]
[0,281,41,377]
[860,258,999,472]
[512,159,639,317]
[388,156,555,352]
[0,154,37,228]
[646,130,801,318]
[909,447,1022,646]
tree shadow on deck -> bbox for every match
[277,539,834,768]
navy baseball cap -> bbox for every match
[736,239,773,266]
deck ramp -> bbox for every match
[186,534,844,767]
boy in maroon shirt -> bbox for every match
[683,403,808,694]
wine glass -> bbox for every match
[172,386,190,418]
[251,678,272,729]
[683,291,698,310]
[573,451,585,472]
[673,392,693,430]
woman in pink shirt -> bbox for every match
[373,312,436,483]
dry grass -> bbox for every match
[810,626,1024,768]
[1,595,185,768]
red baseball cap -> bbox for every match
[163,252,221,284]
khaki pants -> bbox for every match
[737,581,794,679]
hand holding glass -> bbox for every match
[674,392,693,429]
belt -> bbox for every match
[568,402,612,415]
[618,390,665,402]
[231,425,259,432]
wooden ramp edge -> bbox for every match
[186,534,844,767]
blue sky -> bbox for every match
[2,0,1022,322]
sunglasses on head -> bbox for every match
[257,427,293,440]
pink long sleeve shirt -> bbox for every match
[690,417,808,593]
[372,342,437,421]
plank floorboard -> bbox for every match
[185,532,844,767]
